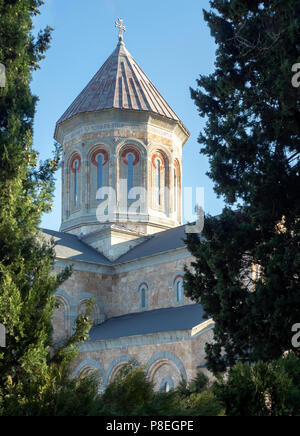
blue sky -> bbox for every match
[31,0,224,231]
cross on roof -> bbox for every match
[115,18,126,42]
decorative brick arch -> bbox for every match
[168,272,185,288]
[116,138,147,156]
[152,151,166,169]
[146,351,187,383]
[106,355,140,385]
[69,152,82,173]
[149,144,172,167]
[75,292,105,325]
[54,289,73,339]
[121,148,140,166]
[168,271,185,304]
[73,359,106,391]
[91,149,109,167]
[134,279,151,294]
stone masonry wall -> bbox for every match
[109,255,194,318]
[70,328,213,392]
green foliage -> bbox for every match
[189,371,209,393]
[94,364,223,416]
[185,0,300,372]
[177,372,208,397]
[1,365,101,416]
[0,0,95,415]
[179,391,225,416]
[176,372,224,416]
[97,362,157,416]
[214,352,300,416]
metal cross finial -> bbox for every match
[115,18,126,42]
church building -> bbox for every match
[44,20,214,392]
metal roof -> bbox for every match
[112,225,189,264]
[88,304,206,341]
[56,41,183,126]
[42,225,192,266]
[42,229,111,266]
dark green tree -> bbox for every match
[214,352,300,416]
[185,0,300,373]
[0,0,94,415]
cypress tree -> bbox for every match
[0,0,93,414]
[185,0,300,373]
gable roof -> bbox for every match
[42,228,111,266]
[88,304,207,341]
[56,41,184,127]
[42,224,193,267]
[112,225,189,264]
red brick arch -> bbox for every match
[91,149,109,167]
[121,148,140,166]
[152,152,165,169]
[70,154,81,173]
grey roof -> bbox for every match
[112,225,188,264]
[41,229,111,266]
[56,41,185,127]
[88,304,206,341]
[42,225,191,266]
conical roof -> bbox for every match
[56,41,183,126]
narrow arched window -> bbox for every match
[121,149,140,199]
[160,377,173,393]
[164,382,170,393]
[127,152,134,194]
[140,286,147,309]
[141,287,146,308]
[156,158,161,205]
[91,149,109,203]
[175,278,184,303]
[74,160,79,207]
[97,154,104,191]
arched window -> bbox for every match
[120,148,140,198]
[91,149,109,202]
[140,286,147,309]
[127,152,134,193]
[152,152,168,211]
[74,160,79,206]
[175,277,184,303]
[70,154,81,209]
[79,366,104,394]
[163,381,170,393]
[156,158,161,205]
[52,295,71,343]
[159,376,174,393]
[97,154,104,191]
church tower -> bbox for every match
[54,20,190,260]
